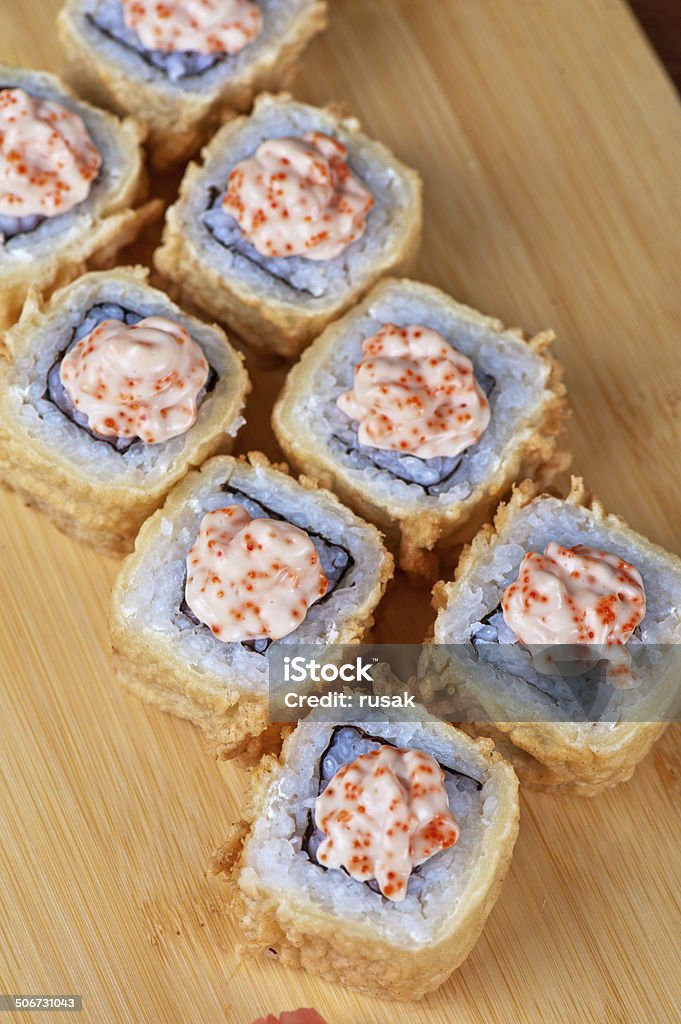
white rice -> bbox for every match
[3,273,244,485]
[0,66,139,263]
[241,719,504,946]
[432,495,681,722]
[118,457,388,690]
[71,0,320,94]
[174,96,417,304]
[289,280,555,508]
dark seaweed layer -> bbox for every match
[330,370,495,495]
[87,10,226,81]
[471,602,643,711]
[302,725,482,897]
[44,302,217,453]
[179,482,355,653]
[0,210,46,242]
[202,187,320,297]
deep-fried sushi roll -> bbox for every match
[0,267,249,552]
[154,94,423,358]
[109,453,393,759]
[58,0,328,167]
[0,65,158,336]
[273,278,567,575]
[215,718,519,1000]
[430,478,681,795]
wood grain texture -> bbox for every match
[1,1,680,1022]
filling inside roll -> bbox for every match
[45,302,218,453]
[0,85,101,241]
[329,323,495,494]
[471,542,646,693]
[302,726,482,901]
[179,483,354,653]
[88,0,263,82]
[202,132,375,294]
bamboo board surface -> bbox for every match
[1,1,680,1021]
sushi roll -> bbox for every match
[154,93,423,358]
[58,1,328,168]
[0,65,158,336]
[109,453,393,759]
[430,478,681,795]
[215,717,519,1000]
[0,267,249,552]
[272,278,567,576]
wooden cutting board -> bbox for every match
[1,1,680,1021]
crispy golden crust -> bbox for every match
[0,69,160,341]
[114,608,295,762]
[109,452,394,758]
[58,1,328,168]
[0,268,250,553]
[272,278,569,577]
[0,194,161,342]
[456,722,668,795]
[432,477,679,794]
[153,95,423,358]
[215,725,520,1000]
[112,632,274,760]
[0,195,158,340]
